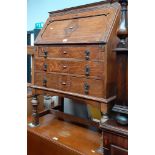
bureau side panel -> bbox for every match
[104,6,121,98]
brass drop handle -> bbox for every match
[44,51,48,58]
[43,79,47,87]
[84,83,89,94]
[85,65,90,76]
[85,50,90,60]
[43,63,48,71]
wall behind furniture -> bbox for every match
[27,0,103,30]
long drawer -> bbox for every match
[34,72,105,98]
[36,45,105,61]
[35,58,104,79]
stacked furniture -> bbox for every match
[28,1,128,155]
[29,0,121,128]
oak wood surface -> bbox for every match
[27,114,101,155]
[34,72,105,98]
[29,1,121,129]
[35,58,104,79]
[101,120,128,155]
[111,145,128,155]
[35,2,120,44]
[27,46,35,56]
[36,45,105,61]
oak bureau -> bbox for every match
[29,1,121,129]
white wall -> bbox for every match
[27,0,103,30]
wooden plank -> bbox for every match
[31,85,116,104]
[50,109,100,128]
[27,46,35,55]
[39,110,50,117]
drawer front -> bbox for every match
[34,72,105,98]
[35,58,104,79]
[37,45,105,61]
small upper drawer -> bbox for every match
[37,45,105,61]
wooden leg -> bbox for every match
[28,95,40,127]
[58,96,64,112]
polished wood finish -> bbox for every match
[101,120,128,155]
[115,52,128,106]
[111,145,128,155]
[27,1,130,155]
[30,1,121,129]
[35,58,104,79]
[35,2,120,44]
[101,1,128,155]
[37,109,100,128]
[27,46,35,56]
[27,115,101,155]
[27,93,44,116]
[34,72,105,98]
[115,0,128,107]
[37,45,105,60]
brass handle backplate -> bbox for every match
[43,63,48,71]
[43,79,47,87]
[84,83,89,94]
[85,50,90,60]
[44,51,48,58]
[85,65,90,76]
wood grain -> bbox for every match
[35,58,104,79]
[28,114,101,155]
[34,72,105,98]
[37,45,105,61]
[35,2,120,44]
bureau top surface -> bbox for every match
[35,2,120,45]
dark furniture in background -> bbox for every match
[102,120,128,155]
[101,0,128,155]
